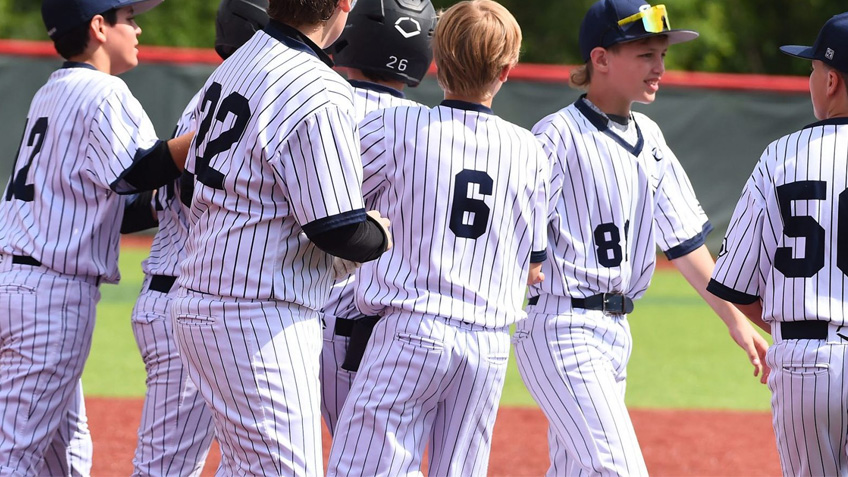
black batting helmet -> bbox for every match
[215,0,270,60]
[330,0,436,87]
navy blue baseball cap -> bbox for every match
[579,0,698,62]
[42,0,163,40]
[780,12,848,74]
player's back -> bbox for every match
[179,23,361,306]
[356,101,548,328]
[531,100,709,303]
[714,118,848,323]
[0,65,157,282]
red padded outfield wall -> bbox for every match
[0,40,814,251]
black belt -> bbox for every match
[335,317,355,337]
[12,255,41,266]
[780,321,829,340]
[527,293,634,314]
[148,275,177,293]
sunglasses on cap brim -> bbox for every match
[617,4,670,33]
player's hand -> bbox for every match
[527,262,544,285]
[367,210,392,251]
[727,320,770,384]
[332,257,361,280]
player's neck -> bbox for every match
[346,70,406,93]
[585,88,631,117]
[444,92,493,108]
[68,48,111,75]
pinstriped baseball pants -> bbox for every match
[0,258,97,477]
[327,313,510,477]
[767,326,848,477]
[514,307,648,477]
[171,290,323,477]
[130,275,215,477]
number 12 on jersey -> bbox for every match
[6,117,48,202]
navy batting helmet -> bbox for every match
[215,0,270,60]
[330,0,436,87]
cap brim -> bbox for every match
[120,0,164,15]
[779,45,816,60]
[617,29,699,47]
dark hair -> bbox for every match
[53,9,118,60]
[267,0,339,27]
[360,68,399,85]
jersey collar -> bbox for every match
[61,61,97,71]
[440,100,493,115]
[803,116,848,129]
[348,80,406,98]
[264,20,333,67]
[574,95,644,157]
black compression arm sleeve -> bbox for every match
[121,190,158,234]
[110,141,181,194]
[306,215,388,262]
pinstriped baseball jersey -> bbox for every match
[354,100,549,327]
[0,63,159,283]
[177,22,366,306]
[140,92,199,278]
[322,81,419,320]
[530,97,711,304]
[709,118,848,324]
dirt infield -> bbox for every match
[88,398,779,476]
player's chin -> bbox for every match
[636,91,657,104]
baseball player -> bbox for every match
[512,1,770,475]
[0,0,194,475]
[169,0,392,474]
[708,12,848,476]
[124,1,269,475]
[326,2,549,475]
[319,0,436,435]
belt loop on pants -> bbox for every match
[148,275,177,293]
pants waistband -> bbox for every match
[528,293,634,315]
[0,254,101,286]
[773,321,848,343]
[334,316,382,337]
[148,275,177,293]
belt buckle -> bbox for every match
[602,294,624,315]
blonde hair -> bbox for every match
[569,63,592,90]
[432,0,522,98]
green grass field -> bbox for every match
[83,247,772,411]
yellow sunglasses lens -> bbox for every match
[618,5,670,33]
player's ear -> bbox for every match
[590,47,611,73]
[337,0,353,14]
[498,63,514,83]
[89,15,108,44]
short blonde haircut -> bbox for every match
[432,0,522,99]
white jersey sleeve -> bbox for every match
[638,115,711,258]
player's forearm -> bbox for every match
[120,190,158,234]
[671,245,756,329]
[735,302,770,333]
[166,131,195,172]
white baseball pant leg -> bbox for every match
[327,313,510,477]
[514,307,648,477]
[767,323,848,477]
[319,313,354,436]
[41,382,92,476]
[131,275,215,477]
[0,257,98,477]
[171,291,323,476]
